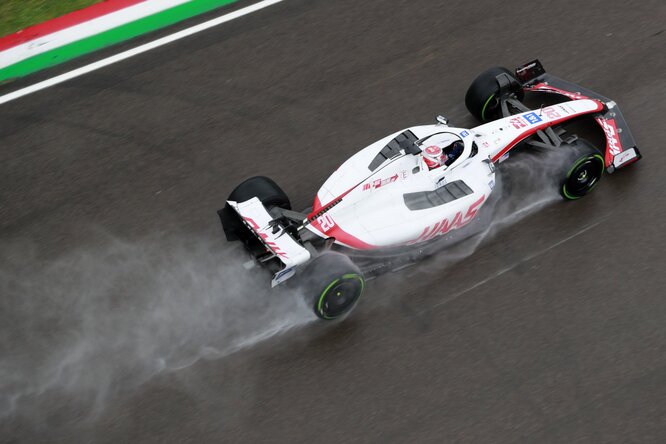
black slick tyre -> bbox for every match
[220,176,291,242]
[465,66,524,122]
[557,139,604,200]
[303,252,365,320]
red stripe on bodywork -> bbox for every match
[311,195,322,213]
[307,186,356,221]
[0,0,146,51]
[309,215,376,250]
[491,100,605,162]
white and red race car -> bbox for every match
[219,60,641,320]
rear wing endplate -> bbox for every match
[228,197,311,286]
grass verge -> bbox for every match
[0,0,103,38]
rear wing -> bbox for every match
[515,59,641,172]
[227,198,311,286]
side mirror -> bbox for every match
[436,115,449,125]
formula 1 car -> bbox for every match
[219,59,641,320]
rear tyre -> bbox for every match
[465,66,524,122]
[303,253,365,320]
[557,139,605,200]
[220,176,291,242]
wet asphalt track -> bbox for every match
[2,0,666,442]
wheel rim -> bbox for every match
[316,274,364,319]
[563,154,604,199]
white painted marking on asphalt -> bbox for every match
[419,217,609,314]
[0,0,286,105]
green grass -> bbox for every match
[0,0,103,38]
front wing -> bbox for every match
[516,59,642,171]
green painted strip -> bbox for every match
[0,0,238,83]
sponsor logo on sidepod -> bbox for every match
[408,195,486,244]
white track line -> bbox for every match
[0,0,286,106]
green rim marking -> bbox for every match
[316,273,365,319]
[317,278,340,314]
[562,186,581,200]
[480,93,495,122]
[562,153,604,200]
[0,0,239,83]
[342,273,365,296]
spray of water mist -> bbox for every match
[0,233,313,420]
[407,147,571,274]
[0,147,575,421]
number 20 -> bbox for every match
[318,214,335,232]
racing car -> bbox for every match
[219,59,641,320]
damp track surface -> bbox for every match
[1,0,666,442]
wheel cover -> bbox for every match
[563,154,604,199]
[316,274,364,319]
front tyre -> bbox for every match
[303,253,365,320]
[465,66,524,122]
[558,140,605,200]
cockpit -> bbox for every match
[366,129,472,174]
[418,133,466,170]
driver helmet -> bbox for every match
[423,145,444,170]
